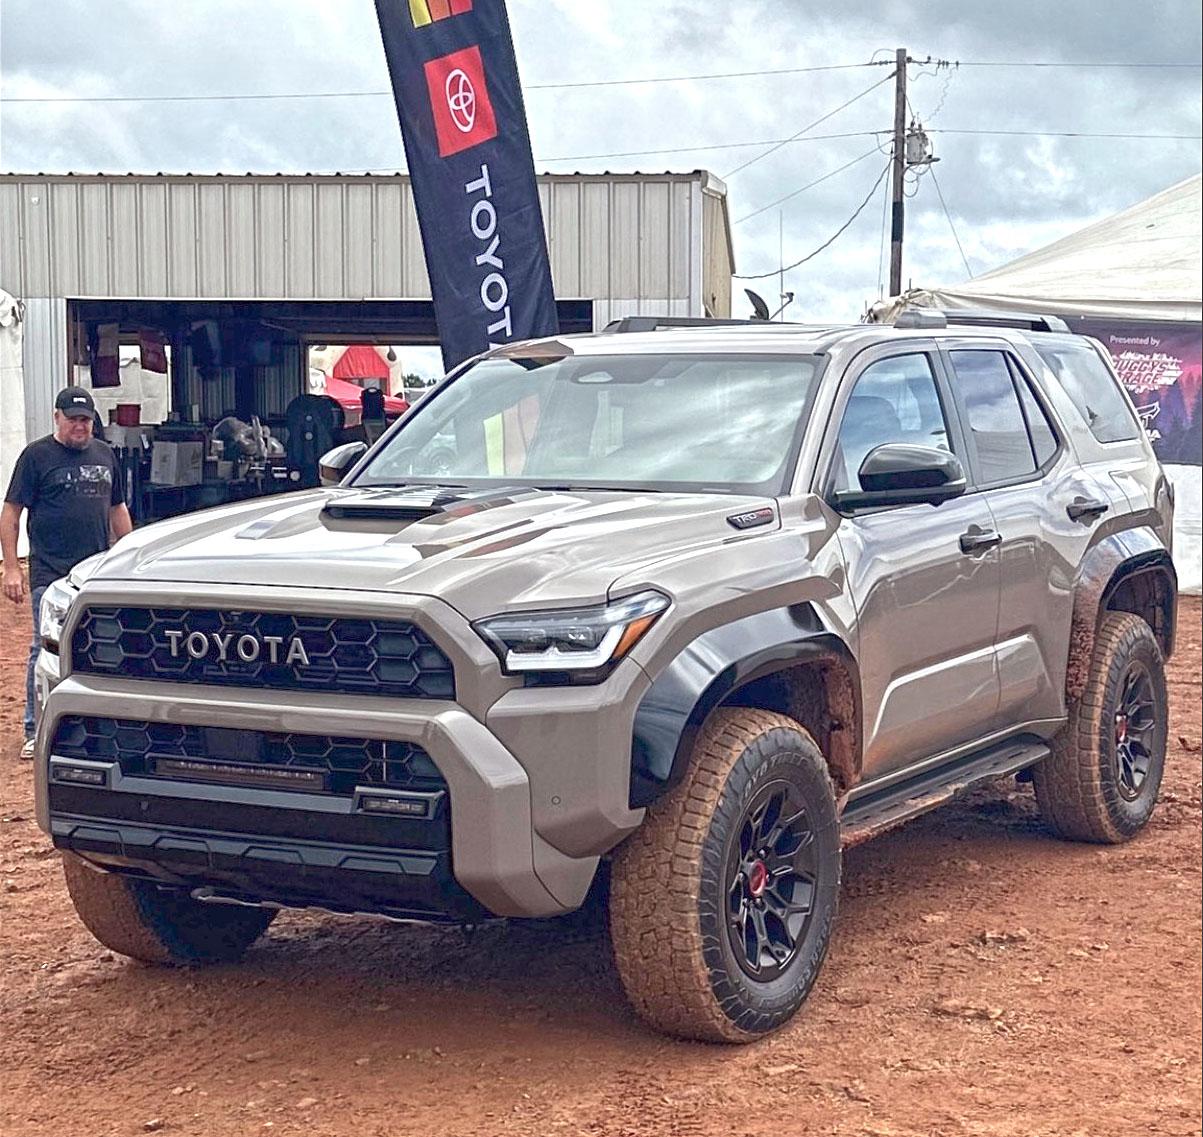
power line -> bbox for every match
[931,127,1200,140]
[2,56,1196,106]
[734,146,883,225]
[0,61,890,106]
[956,59,1201,68]
[537,130,882,165]
[722,72,895,178]
[928,163,973,279]
[0,90,389,105]
[530,61,889,89]
[734,160,892,279]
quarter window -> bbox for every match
[832,354,952,492]
[949,350,1047,484]
[1034,340,1141,443]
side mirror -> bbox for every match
[833,443,966,511]
[318,442,368,486]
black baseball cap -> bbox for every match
[55,386,96,418]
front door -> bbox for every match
[824,347,1001,781]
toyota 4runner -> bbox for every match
[32,310,1177,1042]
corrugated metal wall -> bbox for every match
[2,172,733,443]
[19,298,67,440]
[0,173,727,319]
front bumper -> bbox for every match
[34,583,649,920]
[36,675,604,918]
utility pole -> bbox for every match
[888,47,907,297]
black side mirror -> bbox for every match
[318,442,368,486]
[833,443,966,511]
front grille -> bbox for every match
[52,715,446,797]
[70,607,455,699]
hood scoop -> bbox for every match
[321,485,540,523]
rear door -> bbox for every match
[821,344,1001,781]
[940,341,1110,731]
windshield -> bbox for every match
[353,352,821,494]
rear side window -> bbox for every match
[1011,360,1059,467]
[1034,341,1140,443]
[949,350,1044,484]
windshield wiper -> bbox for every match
[532,483,666,493]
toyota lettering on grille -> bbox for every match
[164,629,311,667]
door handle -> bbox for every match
[960,527,1002,554]
[1066,497,1110,523]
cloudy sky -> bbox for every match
[0,0,1200,322]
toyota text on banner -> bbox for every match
[374,0,559,371]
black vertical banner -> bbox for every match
[374,0,559,371]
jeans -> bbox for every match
[24,585,47,741]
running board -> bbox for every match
[840,737,1050,846]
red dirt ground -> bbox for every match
[0,589,1199,1137]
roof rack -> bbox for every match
[893,306,1069,333]
[603,316,776,334]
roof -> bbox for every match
[0,169,723,184]
[491,319,1047,359]
[878,174,1202,324]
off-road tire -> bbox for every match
[609,708,840,1043]
[1034,611,1168,843]
[62,853,276,964]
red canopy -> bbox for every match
[323,374,408,415]
[332,344,390,381]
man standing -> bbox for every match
[2,387,133,759]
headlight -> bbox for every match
[473,590,669,681]
[40,577,79,653]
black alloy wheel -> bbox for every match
[1114,661,1158,801]
[1033,610,1168,844]
[609,707,840,1042]
[725,781,818,981]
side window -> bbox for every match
[832,354,952,492]
[1034,340,1140,443]
[948,350,1043,484]
[1010,359,1059,467]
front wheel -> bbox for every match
[62,853,276,964]
[1034,611,1169,843]
[609,708,841,1042]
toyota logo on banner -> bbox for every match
[425,46,497,156]
[445,68,476,133]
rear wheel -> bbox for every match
[1034,611,1168,843]
[609,708,840,1042]
[62,853,276,964]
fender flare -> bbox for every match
[629,604,861,808]
[1066,529,1177,702]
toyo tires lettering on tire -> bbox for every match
[61,853,275,965]
[609,708,840,1043]
[1034,611,1169,844]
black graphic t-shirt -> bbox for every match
[5,436,125,589]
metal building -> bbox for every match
[0,170,734,441]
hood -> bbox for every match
[88,485,780,620]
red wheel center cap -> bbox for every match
[748,861,769,898]
[1116,714,1128,743]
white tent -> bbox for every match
[874,175,1202,595]
[880,174,1201,323]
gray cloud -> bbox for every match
[1,0,1199,320]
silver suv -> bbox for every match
[32,310,1177,1042]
